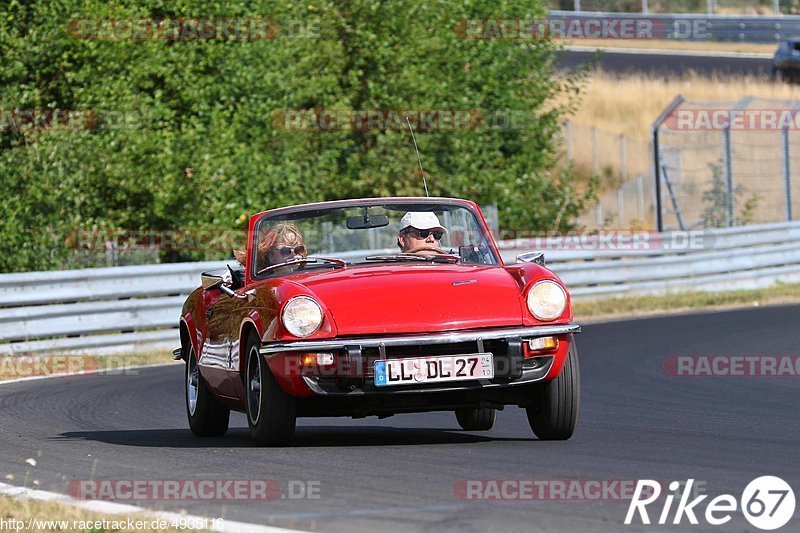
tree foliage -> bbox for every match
[0,0,591,272]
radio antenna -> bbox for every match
[404,116,429,197]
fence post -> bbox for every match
[642,0,649,14]
[651,95,685,233]
[723,127,735,227]
[620,134,628,182]
[591,126,599,175]
[565,121,573,163]
[637,174,645,220]
[617,188,625,226]
[784,127,793,221]
[774,0,781,15]
[707,0,714,15]
[574,0,581,11]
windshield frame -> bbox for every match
[249,197,501,281]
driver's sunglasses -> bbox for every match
[272,245,307,258]
[408,228,444,240]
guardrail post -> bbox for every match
[784,127,793,221]
[723,127,735,227]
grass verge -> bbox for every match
[0,493,197,532]
[0,351,179,382]
[574,282,800,322]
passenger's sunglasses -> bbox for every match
[272,245,307,258]
[407,228,444,240]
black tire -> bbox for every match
[245,332,296,446]
[185,344,230,437]
[526,340,580,440]
[455,407,496,431]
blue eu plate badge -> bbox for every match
[374,361,388,387]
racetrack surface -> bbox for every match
[0,305,798,532]
[558,48,774,78]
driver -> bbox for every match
[397,212,448,253]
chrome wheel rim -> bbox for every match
[246,345,262,424]
[187,347,198,416]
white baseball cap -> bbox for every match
[399,212,447,233]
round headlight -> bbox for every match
[281,296,323,338]
[526,280,567,321]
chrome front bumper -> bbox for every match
[259,324,580,355]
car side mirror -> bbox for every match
[516,251,545,266]
[201,273,225,290]
[201,269,249,300]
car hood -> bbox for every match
[290,263,525,336]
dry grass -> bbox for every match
[563,39,776,54]
[564,70,800,140]
[0,494,195,532]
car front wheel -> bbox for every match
[245,332,296,446]
[526,341,580,440]
[454,407,496,431]
[185,344,230,437]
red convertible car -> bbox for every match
[176,197,580,446]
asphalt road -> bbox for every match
[1,305,798,532]
[558,49,774,78]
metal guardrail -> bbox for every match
[2,221,799,355]
[550,10,800,43]
[499,220,800,296]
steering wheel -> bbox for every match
[406,245,448,254]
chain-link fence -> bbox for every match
[561,122,656,229]
[654,96,800,231]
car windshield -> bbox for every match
[252,200,499,276]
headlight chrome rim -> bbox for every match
[526,280,567,321]
[281,296,323,338]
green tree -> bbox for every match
[0,0,592,272]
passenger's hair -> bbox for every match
[233,222,305,268]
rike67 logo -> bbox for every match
[626,477,795,530]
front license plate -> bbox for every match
[374,353,493,387]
